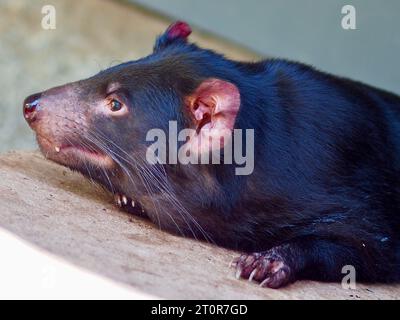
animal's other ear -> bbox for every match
[154,21,192,52]
[182,79,241,156]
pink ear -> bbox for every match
[183,79,241,155]
[154,21,192,52]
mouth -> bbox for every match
[36,134,114,169]
[36,134,148,216]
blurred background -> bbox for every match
[0,0,399,153]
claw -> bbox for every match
[235,266,243,280]
[259,277,271,287]
[122,195,128,205]
[248,268,258,282]
[232,249,292,289]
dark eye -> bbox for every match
[109,99,122,112]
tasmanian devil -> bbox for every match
[23,21,400,288]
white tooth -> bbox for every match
[122,195,128,205]
[55,146,60,153]
[141,208,145,213]
[131,200,135,207]
[115,194,121,207]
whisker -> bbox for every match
[52,114,214,243]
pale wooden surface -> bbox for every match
[0,151,399,299]
[0,228,154,299]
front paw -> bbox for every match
[232,247,294,289]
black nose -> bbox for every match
[23,93,42,124]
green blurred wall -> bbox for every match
[132,0,400,94]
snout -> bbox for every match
[23,92,42,126]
